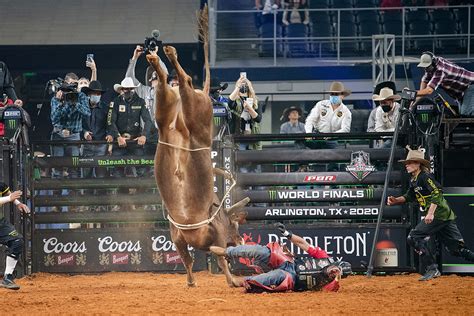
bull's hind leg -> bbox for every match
[163,46,193,90]
[173,234,196,287]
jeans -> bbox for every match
[226,244,296,287]
[82,144,108,179]
[461,85,474,116]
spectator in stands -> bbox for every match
[168,69,179,87]
[210,78,229,106]
[77,57,98,91]
[81,81,109,211]
[371,87,401,147]
[106,77,153,211]
[255,0,282,30]
[50,73,91,179]
[388,146,474,281]
[305,81,352,134]
[280,105,305,134]
[425,0,448,6]
[229,74,262,150]
[0,61,23,106]
[125,45,168,156]
[282,0,310,27]
[381,0,402,8]
[416,52,474,116]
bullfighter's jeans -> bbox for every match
[226,244,296,287]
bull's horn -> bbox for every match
[213,168,233,180]
[226,197,250,215]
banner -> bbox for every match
[33,229,207,273]
[233,224,410,272]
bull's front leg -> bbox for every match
[146,51,168,84]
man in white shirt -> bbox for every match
[371,87,401,148]
[305,81,352,134]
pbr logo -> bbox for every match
[346,151,376,181]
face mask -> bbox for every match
[89,95,101,105]
[123,90,134,100]
[329,95,341,105]
[381,104,392,113]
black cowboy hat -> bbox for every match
[210,78,228,92]
[81,80,106,94]
[280,105,304,121]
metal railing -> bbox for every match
[208,2,473,66]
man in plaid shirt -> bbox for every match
[416,52,474,117]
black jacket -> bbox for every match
[106,93,152,139]
[0,62,17,100]
[82,101,109,140]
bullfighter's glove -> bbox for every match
[276,222,292,240]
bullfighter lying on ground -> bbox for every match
[210,223,352,293]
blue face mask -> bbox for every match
[89,95,101,104]
[329,95,341,105]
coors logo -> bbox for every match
[98,236,141,253]
[151,235,193,252]
[43,237,87,254]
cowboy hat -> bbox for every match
[372,87,401,102]
[81,80,106,94]
[114,77,139,92]
[325,81,351,96]
[280,105,304,121]
[210,78,228,92]
[398,146,430,168]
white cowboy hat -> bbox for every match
[325,81,351,96]
[114,77,139,92]
[372,87,401,101]
[398,146,430,168]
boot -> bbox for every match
[0,274,20,290]
[419,264,441,281]
[460,248,474,262]
[209,246,226,257]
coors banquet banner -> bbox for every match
[33,229,207,273]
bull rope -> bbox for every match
[158,140,237,230]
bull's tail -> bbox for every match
[197,4,210,95]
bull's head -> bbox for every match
[225,197,250,246]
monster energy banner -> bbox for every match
[244,205,404,220]
[35,155,156,168]
[33,229,207,273]
[239,188,402,203]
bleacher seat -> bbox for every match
[406,9,430,23]
[381,10,402,24]
[359,20,383,51]
[431,8,454,23]
[286,23,308,57]
[358,10,379,24]
[383,20,404,36]
[308,0,331,9]
[260,22,283,57]
[407,21,434,52]
[311,23,335,56]
[434,20,462,54]
[338,21,359,53]
[309,11,332,25]
[353,0,376,7]
[332,0,353,8]
[335,11,357,24]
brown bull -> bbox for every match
[146,7,248,287]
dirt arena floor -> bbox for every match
[2,271,473,315]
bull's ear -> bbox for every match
[231,211,248,225]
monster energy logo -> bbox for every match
[7,120,17,129]
[420,113,429,123]
[213,117,221,125]
[268,190,277,200]
[365,188,375,199]
[72,156,80,166]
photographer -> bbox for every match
[50,72,91,180]
[229,74,262,150]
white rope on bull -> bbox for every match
[158,140,236,230]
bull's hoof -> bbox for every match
[146,54,158,64]
[164,46,178,60]
[187,281,196,287]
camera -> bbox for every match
[400,88,417,102]
[144,29,162,54]
[59,82,79,104]
[47,77,65,94]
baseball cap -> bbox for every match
[417,53,433,68]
